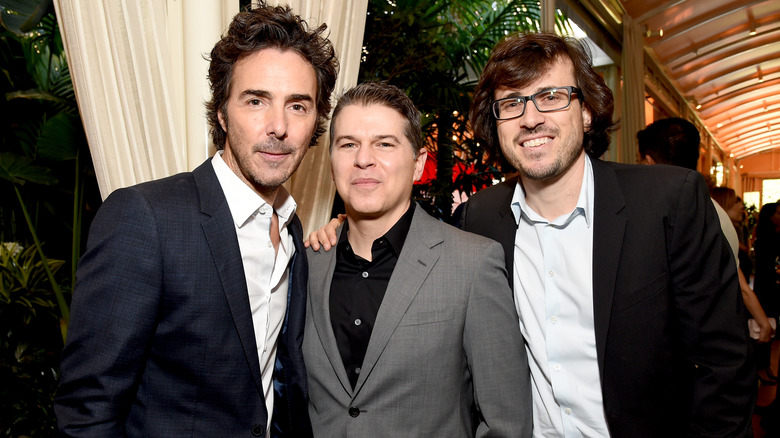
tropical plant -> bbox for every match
[359,0,571,220]
[1,1,98,436]
[0,242,63,437]
[1,0,98,341]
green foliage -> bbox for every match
[359,0,566,220]
[0,242,64,437]
[0,3,98,436]
[0,0,52,37]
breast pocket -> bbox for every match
[613,272,669,311]
[397,307,455,327]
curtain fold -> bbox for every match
[619,14,645,164]
[55,0,368,237]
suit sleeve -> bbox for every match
[668,172,754,436]
[464,240,533,437]
[55,188,164,437]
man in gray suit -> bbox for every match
[302,81,531,437]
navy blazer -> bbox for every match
[461,158,755,437]
[55,160,312,437]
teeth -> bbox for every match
[522,137,551,147]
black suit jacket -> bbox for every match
[55,160,312,438]
[461,158,755,437]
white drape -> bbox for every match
[54,0,367,236]
[619,14,646,164]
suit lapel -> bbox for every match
[590,159,627,378]
[308,231,355,395]
[193,162,265,397]
[353,207,441,396]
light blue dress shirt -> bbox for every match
[511,156,610,437]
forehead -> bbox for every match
[230,48,317,96]
[334,103,408,135]
[494,56,576,99]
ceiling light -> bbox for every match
[749,23,757,36]
[644,26,663,38]
[758,66,764,82]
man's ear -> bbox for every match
[413,149,428,181]
[644,155,656,165]
[217,108,227,132]
[582,106,592,132]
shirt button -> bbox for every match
[548,270,554,277]
[550,316,558,324]
[354,318,362,326]
[565,408,572,415]
[349,406,360,417]
[355,367,361,374]
[361,271,369,278]
[553,363,561,371]
[267,241,272,248]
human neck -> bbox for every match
[345,201,410,260]
[521,154,586,221]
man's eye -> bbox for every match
[291,103,306,111]
[249,99,261,105]
[502,99,522,110]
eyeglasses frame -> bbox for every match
[491,86,583,121]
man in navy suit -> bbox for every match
[55,4,338,437]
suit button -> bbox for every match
[349,406,360,417]
[251,424,265,436]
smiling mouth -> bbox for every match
[522,137,552,148]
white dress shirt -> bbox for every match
[511,156,610,437]
[212,152,296,434]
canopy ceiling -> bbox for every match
[620,0,780,161]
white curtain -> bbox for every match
[54,0,367,236]
[620,14,645,164]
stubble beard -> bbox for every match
[507,128,582,182]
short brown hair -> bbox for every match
[470,33,615,169]
[206,3,339,149]
[329,82,423,156]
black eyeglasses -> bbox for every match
[491,86,583,120]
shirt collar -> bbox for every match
[510,155,594,228]
[211,151,297,228]
[338,202,416,257]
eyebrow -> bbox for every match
[500,86,562,98]
[239,89,315,104]
[334,134,401,143]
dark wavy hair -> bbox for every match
[205,3,339,149]
[636,117,700,170]
[329,81,423,156]
[756,202,779,242]
[470,32,616,169]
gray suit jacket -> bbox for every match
[303,205,532,437]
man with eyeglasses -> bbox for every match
[462,32,755,436]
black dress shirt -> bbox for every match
[330,203,415,388]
